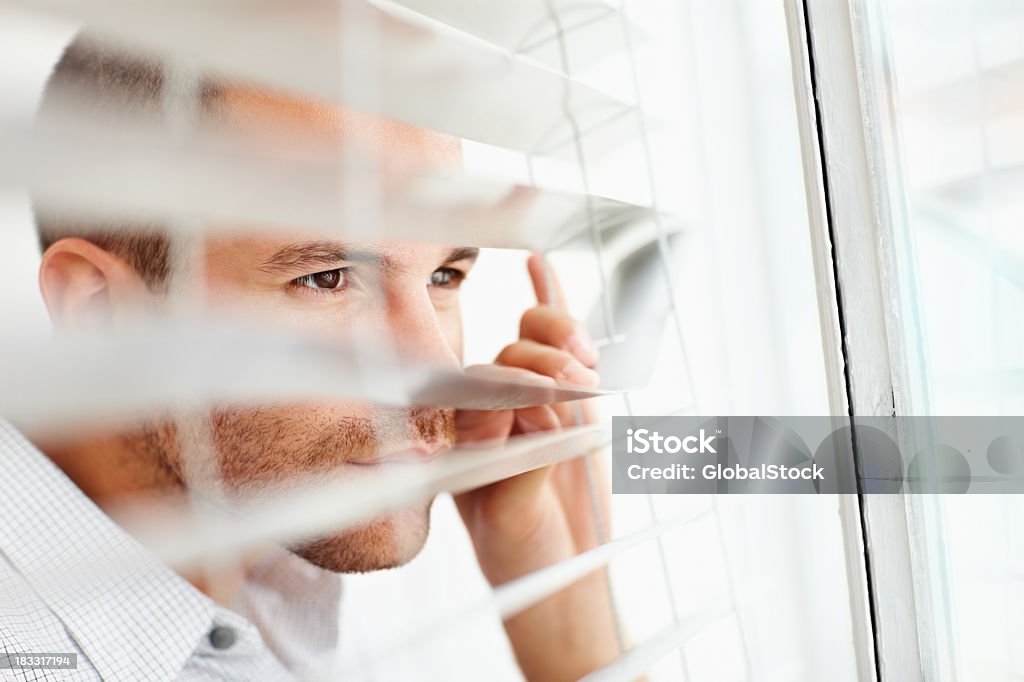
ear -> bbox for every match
[39,237,152,331]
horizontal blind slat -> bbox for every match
[9,0,638,158]
[1,117,661,251]
[0,324,616,428]
[579,603,735,682]
[390,0,643,71]
[494,510,711,620]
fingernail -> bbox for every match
[566,329,600,366]
[558,362,600,388]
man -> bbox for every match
[0,34,620,681]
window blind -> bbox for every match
[9,0,641,159]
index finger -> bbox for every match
[527,252,568,310]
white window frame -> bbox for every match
[784,1,954,680]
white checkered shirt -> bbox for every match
[0,420,342,681]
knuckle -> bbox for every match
[519,305,550,330]
[521,306,579,343]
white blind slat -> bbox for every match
[1,116,660,251]
[494,510,710,620]
[9,0,637,158]
[391,0,644,71]
[579,603,734,682]
[0,323,616,429]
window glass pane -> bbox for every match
[869,0,1024,678]
[880,0,1024,416]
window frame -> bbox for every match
[783,0,951,679]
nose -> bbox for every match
[385,282,461,372]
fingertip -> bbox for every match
[527,252,548,303]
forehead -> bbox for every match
[202,84,462,175]
[195,86,465,269]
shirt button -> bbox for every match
[208,625,237,650]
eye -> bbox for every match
[429,267,465,289]
[294,269,347,290]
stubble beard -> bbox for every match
[147,404,456,573]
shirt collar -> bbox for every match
[0,419,216,680]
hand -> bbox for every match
[454,253,619,682]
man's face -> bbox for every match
[164,87,475,572]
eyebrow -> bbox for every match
[260,241,479,277]
[260,241,395,276]
[444,247,480,265]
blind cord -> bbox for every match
[539,0,627,657]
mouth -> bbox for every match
[347,440,450,467]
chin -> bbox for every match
[291,499,433,573]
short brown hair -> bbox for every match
[35,36,174,291]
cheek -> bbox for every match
[208,402,378,482]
